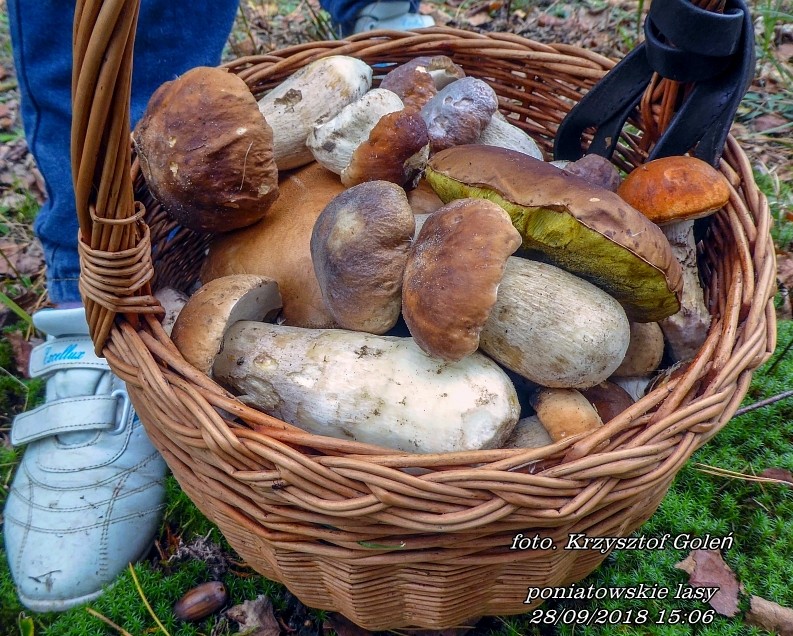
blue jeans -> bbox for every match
[320,0,421,36]
[9,0,239,304]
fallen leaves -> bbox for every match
[226,595,280,636]
[746,596,793,636]
[675,550,741,617]
[759,467,793,486]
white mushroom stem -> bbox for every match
[307,89,403,176]
[503,415,553,449]
[659,221,710,362]
[476,112,544,160]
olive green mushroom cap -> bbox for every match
[425,145,683,322]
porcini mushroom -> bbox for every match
[478,257,631,388]
[579,380,635,423]
[213,324,521,454]
[612,321,665,377]
[503,415,553,449]
[426,146,684,322]
[402,198,522,361]
[420,77,499,152]
[476,111,544,160]
[530,388,603,442]
[560,154,622,191]
[154,287,189,337]
[307,89,430,188]
[311,181,415,334]
[201,162,345,328]
[257,55,373,170]
[617,156,731,361]
[133,66,279,234]
[171,274,282,375]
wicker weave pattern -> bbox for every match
[72,5,776,629]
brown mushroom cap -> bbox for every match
[562,154,622,192]
[420,77,499,153]
[171,274,282,375]
[133,66,279,234]
[342,108,429,188]
[579,381,635,423]
[426,146,684,322]
[379,62,438,112]
[612,321,666,377]
[200,162,345,328]
[530,388,603,442]
[380,57,465,109]
[311,181,415,334]
[402,198,522,361]
[408,179,445,216]
[616,156,731,224]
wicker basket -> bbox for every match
[72,1,777,630]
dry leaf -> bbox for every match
[746,596,793,636]
[675,550,741,617]
[751,113,789,134]
[225,595,279,636]
[465,12,493,26]
[777,43,793,62]
[760,468,793,486]
[5,332,40,378]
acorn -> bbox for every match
[173,581,228,622]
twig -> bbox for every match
[693,463,791,484]
[128,563,172,636]
[734,390,793,417]
[763,333,793,376]
[85,608,135,636]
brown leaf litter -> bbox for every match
[675,549,742,616]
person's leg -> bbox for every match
[5,0,238,612]
[320,0,430,37]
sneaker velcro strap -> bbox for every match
[11,395,119,446]
[29,337,109,377]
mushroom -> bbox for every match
[475,111,544,160]
[530,388,603,442]
[154,287,189,337]
[579,380,635,423]
[478,257,630,389]
[132,66,279,234]
[402,198,522,361]
[425,146,684,322]
[610,376,653,402]
[257,55,373,170]
[420,77,499,153]
[311,181,415,334]
[379,55,466,111]
[503,415,553,449]
[612,321,665,377]
[407,179,444,216]
[307,89,430,188]
[171,274,282,376]
[560,154,622,191]
[200,162,345,328]
[617,156,731,361]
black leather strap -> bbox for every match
[553,0,754,167]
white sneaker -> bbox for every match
[353,1,435,34]
[3,307,167,612]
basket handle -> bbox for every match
[72,0,161,354]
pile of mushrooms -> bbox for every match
[131,55,733,455]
